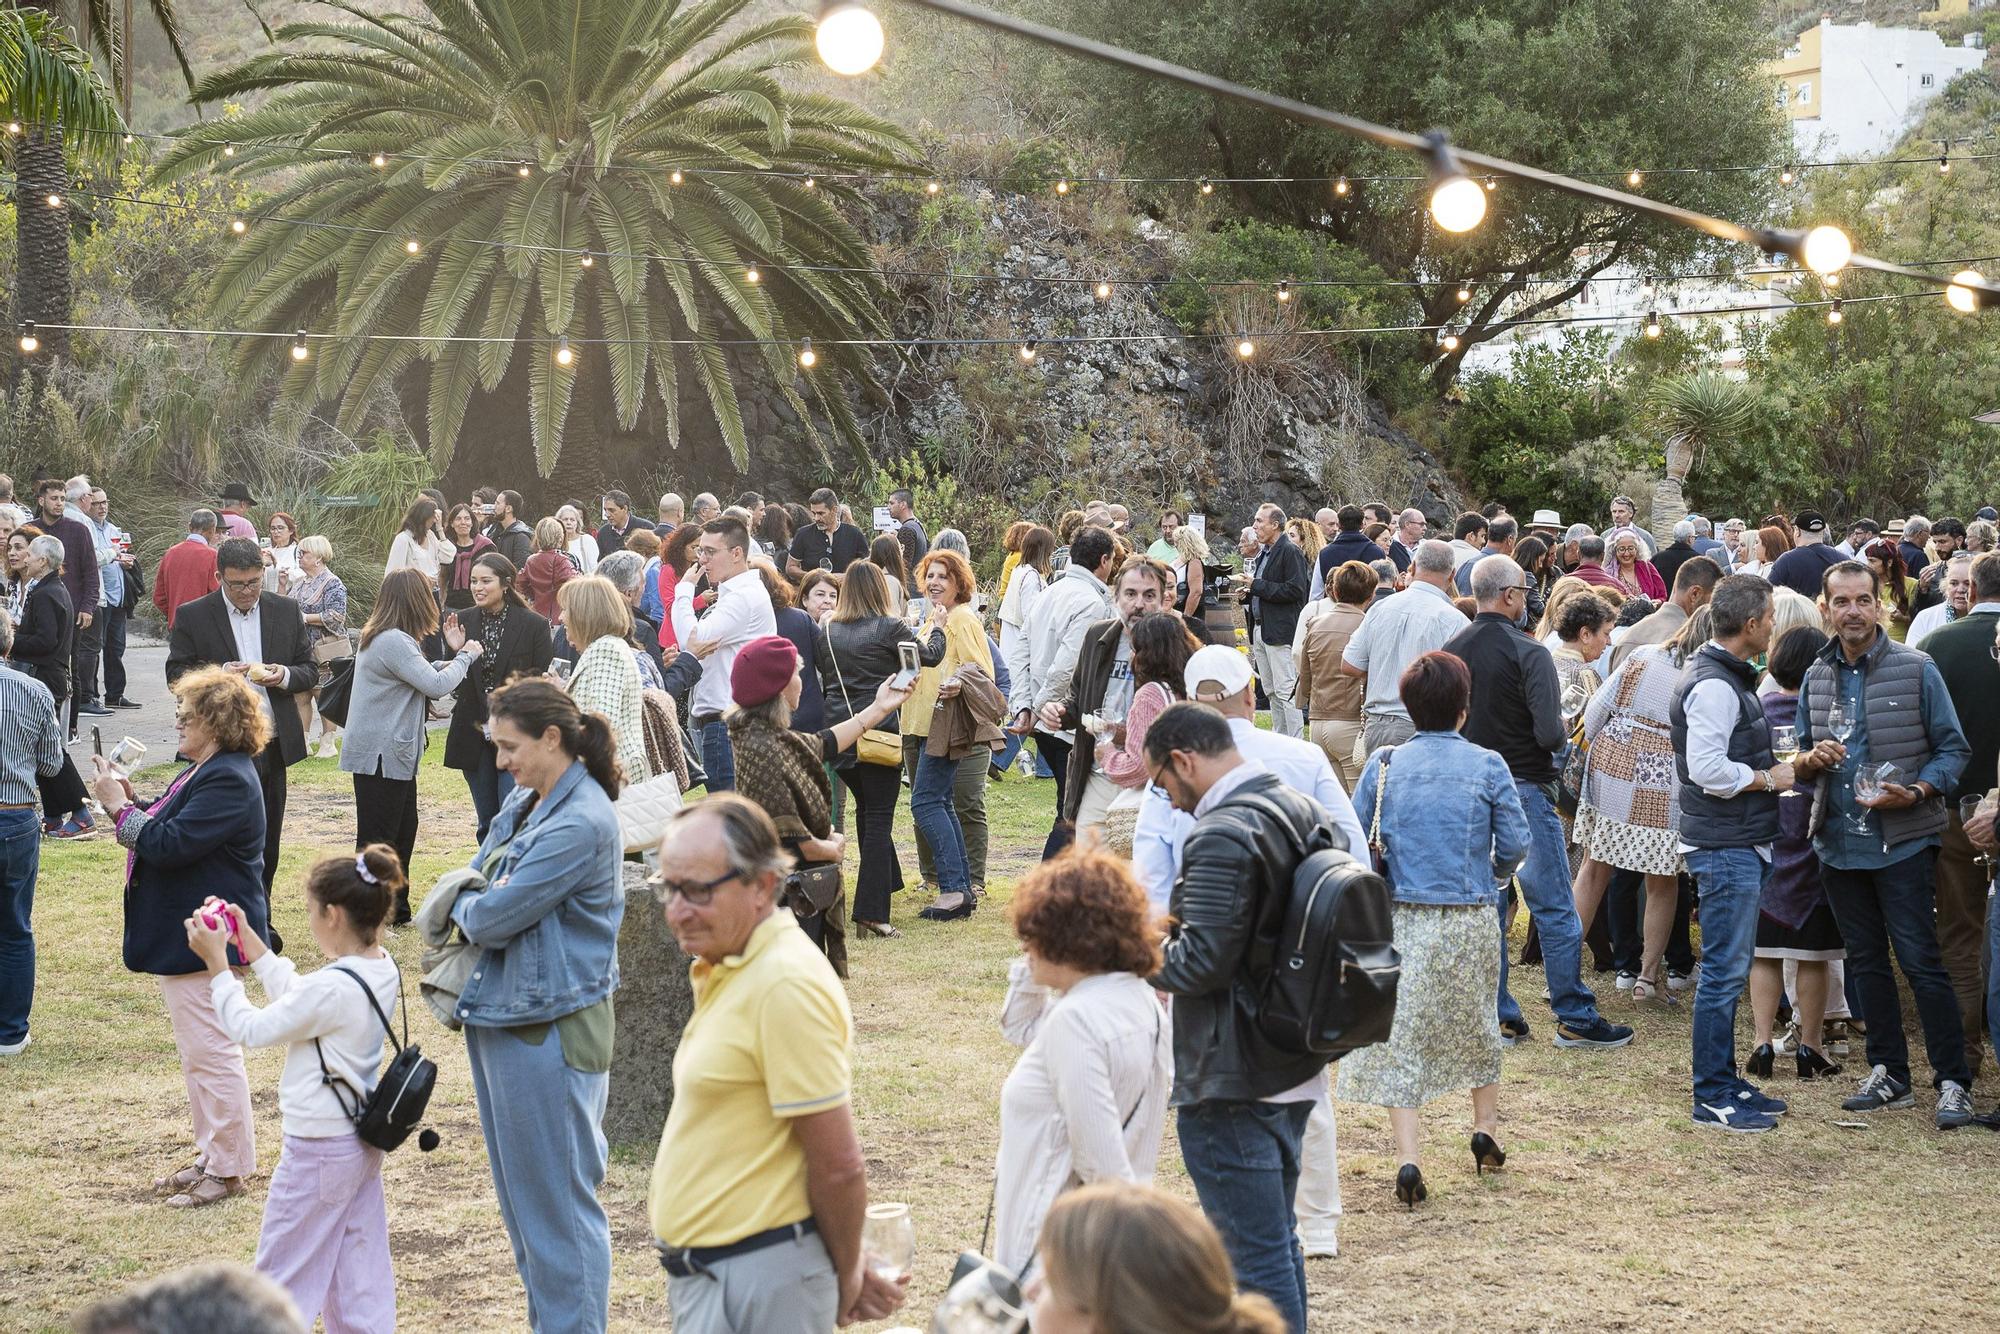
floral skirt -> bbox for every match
[1336,902,1502,1109]
[1573,800,1682,878]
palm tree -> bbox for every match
[150,0,916,491]
[3,6,122,373]
[1646,369,1759,546]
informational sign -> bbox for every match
[873,505,894,531]
[1187,513,1206,536]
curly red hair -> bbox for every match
[1009,849,1162,976]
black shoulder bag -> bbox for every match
[314,965,440,1153]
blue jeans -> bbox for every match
[1178,1100,1314,1333]
[910,750,971,893]
[0,807,41,1045]
[1498,781,1597,1029]
[1821,847,1971,1088]
[700,720,734,793]
[1685,847,1765,1104]
[465,1023,612,1334]
[464,746,517,844]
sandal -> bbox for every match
[1631,978,1678,1006]
[854,920,902,939]
[165,1172,243,1209]
[153,1161,206,1195]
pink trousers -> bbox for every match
[158,972,257,1178]
[256,1133,397,1332]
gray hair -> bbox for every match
[596,549,646,596]
[1612,494,1637,511]
[1255,502,1287,526]
[1578,535,1607,562]
[1904,514,1931,539]
[658,492,684,520]
[28,533,64,573]
[1688,514,1714,536]
[64,474,91,505]
[1673,520,1695,542]
[190,508,219,534]
[691,492,719,518]
[1315,507,1339,525]
[932,527,969,556]
[1563,523,1595,544]
[1412,538,1456,576]
[1369,559,1397,584]
[1723,517,1746,532]
[661,793,791,888]
[0,607,12,656]
[72,1261,305,1334]
[1470,553,1521,602]
[1397,507,1425,528]
[1709,573,1774,638]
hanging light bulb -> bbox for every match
[1643,309,1663,338]
[17,321,37,354]
[404,239,421,255]
[1094,279,1112,301]
[1275,280,1292,304]
[372,152,387,169]
[1456,284,1472,303]
[815,2,885,76]
[229,218,247,235]
[1946,269,1985,314]
[1627,170,1644,187]
[1826,299,1844,325]
[1198,177,1214,196]
[517,163,532,177]
[1799,224,1852,276]
[669,169,684,186]
[44,193,62,209]
[291,329,310,361]
[1440,331,1460,352]
[1333,176,1350,197]
[1939,149,1952,174]
[1424,131,1487,234]
[1018,340,1038,363]
[1824,271,1841,289]
[1779,164,1796,185]
[222,142,235,157]
[925,179,940,194]
[578,254,593,268]
[803,176,816,190]
[554,335,574,367]
[798,338,818,369]
[745,266,761,285]
[123,133,134,145]
[1483,177,1498,191]
[1055,178,1070,195]
[1235,336,1255,359]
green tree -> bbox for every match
[152,0,917,496]
[1646,369,1759,544]
[1013,0,1788,388]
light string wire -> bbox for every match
[16,176,1999,300]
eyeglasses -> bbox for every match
[221,575,263,592]
[646,868,738,906]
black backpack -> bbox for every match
[1228,792,1401,1060]
[314,965,440,1153]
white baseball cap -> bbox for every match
[1184,644,1254,701]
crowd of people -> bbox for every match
[3,466,1999,1333]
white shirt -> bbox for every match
[228,599,274,723]
[992,963,1171,1279]
[1676,643,1769,859]
[209,951,401,1137]
[1910,601,1966,649]
[386,529,441,579]
[1340,580,1465,718]
[673,566,777,718]
[1225,717,1368,857]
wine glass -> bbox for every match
[862,1201,916,1285]
[1771,724,1801,799]
[1961,794,1996,875]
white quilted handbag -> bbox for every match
[616,770,683,854]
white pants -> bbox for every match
[1295,1072,1341,1252]
[1250,632,1301,738]
[1075,770,1122,834]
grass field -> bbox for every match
[3,748,1997,1332]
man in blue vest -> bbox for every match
[1671,574,1799,1132]
[1796,561,1973,1129]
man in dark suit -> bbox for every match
[1236,503,1310,737]
[1055,556,1171,841]
[165,539,317,948]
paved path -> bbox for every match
[68,638,185,774]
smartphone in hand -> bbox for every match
[890,640,921,689]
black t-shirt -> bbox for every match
[791,522,869,573]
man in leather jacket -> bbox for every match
[1145,701,1330,1333]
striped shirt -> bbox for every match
[0,663,65,804]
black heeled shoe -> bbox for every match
[1796,1043,1842,1080]
[1470,1132,1506,1175]
[917,893,974,922]
[1746,1043,1774,1079]
[1394,1163,1427,1209]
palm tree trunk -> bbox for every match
[14,125,74,381]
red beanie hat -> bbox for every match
[730,635,799,709]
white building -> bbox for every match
[1768,20,1986,161]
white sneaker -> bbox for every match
[0,1031,30,1057]
[1299,1231,1338,1259]
[1614,970,1637,991]
[1667,966,1698,992]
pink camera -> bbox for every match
[197,903,239,938]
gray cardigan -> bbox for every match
[338,628,477,781]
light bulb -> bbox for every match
[45,193,62,208]
[1483,178,1498,191]
[926,179,939,194]
[1440,332,1460,352]
[1456,285,1471,303]
[1824,272,1840,289]
[1627,170,1643,187]
[1094,280,1112,300]
[230,218,247,235]
[5,122,20,135]
[1333,177,1349,197]
[1644,309,1663,338]
[1946,269,1984,314]
[122,133,134,145]
[1275,280,1291,304]
[670,169,684,185]
[555,336,574,367]
[815,2,885,76]
[578,254,593,268]
[1826,299,1843,325]
[1940,153,1951,174]
[1799,225,1852,276]
[291,330,310,361]
[372,152,387,168]
[745,266,761,285]
[18,321,37,354]
[1019,340,1037,363]
[798,338,817,369]
[518,163,532,177]
[1055,178,1070,195]
[1198,177,1213,195]
[1424,132,1486,233]
[1780,164,1796,185]
[1235,337,1255,359]
[222,142,235,157]
[404,239,421,255]
[803,176,816,190]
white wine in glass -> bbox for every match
[1771,724,1798,765]
[862,1201,916,1284]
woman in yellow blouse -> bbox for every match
[903,549,994,920]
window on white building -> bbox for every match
[1921,72,1936,88]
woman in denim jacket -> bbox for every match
[1337,650,1530,1210]
[449,678,624,1334]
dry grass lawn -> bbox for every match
[3,749,1997,1332]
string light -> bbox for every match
[798,337,817,368]
[4,122,18,136]
[517,163,532,177]
[404,239,421,255]
[372,153,387,169]
[1800,225,1852,277]
[815,1,885,76]
[1824,272,1840,289]
[17,322,37,354]
[1333,176,1349,196]
[1939,149,1951,175]
[1423,132,1486,234]
[1094,279,1112,300]
[1627,170,1643,187]
[45,193,62,209]
[123,133,133,145]
[926,179,940,194]
[1198,177,1213,195]
[1055,178,1070,195]
[554,335,574,366]
[1643,309,1663,338]
[1439,331,1460,352]
[1947,269,1986,313]
[229,218,247,235]
[1235,335,1255,359]
[1275,280,1291,304]
[222,142,235,157]
[1780,164,1796,185]
[803,176,816,189]
[1483,178,1498,191]
[669,169,683,185]
[579,254,594,268]
[1455,284,1472,303]
[1826,299,1843,325]
[1018,339,1037,362]
[291,329,310,361]
[744,266,761,285]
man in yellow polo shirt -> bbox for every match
[649,795,908,1331]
